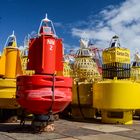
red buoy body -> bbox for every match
[27,36,63,74]
[17,75,72,114]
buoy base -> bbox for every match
[101,110,133,124]
[31,113,55,132]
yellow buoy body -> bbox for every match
[63,61,73,77]
[0,41,23,78]
[72,81,95,118]
[74,57,100,81]
[5,47,22,78]
[102,47,130,64]
[93,79,140,124]
[72,82,93,105]
[0,79,19,109]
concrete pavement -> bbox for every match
[0,119,140,140]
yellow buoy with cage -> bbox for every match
[70,38,101,118]
[93,35,140,124]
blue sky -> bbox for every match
[0,0,139,56]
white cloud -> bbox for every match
[54,22,64,28]
[71,0,140,57]
[64,43,79,54]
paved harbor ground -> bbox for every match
[0,118,140,140]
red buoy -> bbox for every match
[16,14,72,131]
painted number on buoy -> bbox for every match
[50,45,53,51]
[47,39,55,51]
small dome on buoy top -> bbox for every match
[4,31,17,48]
[110,35,121,48]
[38,14,56,37]
[76,38,92,57]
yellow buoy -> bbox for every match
[0,32,22,109]
[0,32,23,78]
[71,38,100,118]
[93,35,140,124]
